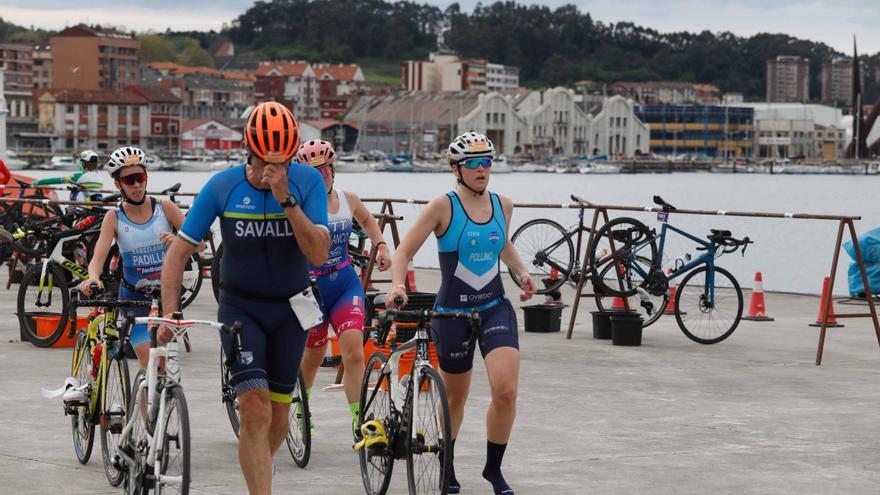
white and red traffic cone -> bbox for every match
[743,272,774,322]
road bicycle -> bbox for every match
[66,287,152,486]
[219,348,312,468]
[5,220,203,346]
[116,312,243,495]
[588,196,753,344]
[355,295,480,495]
[509,194,594,295]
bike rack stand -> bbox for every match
[358,204,410,293]
[560,200,880,366]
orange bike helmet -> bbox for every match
[244,102,300,164]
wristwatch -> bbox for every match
[279,194,298,209]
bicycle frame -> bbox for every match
[532,208,590,280]
[631,222,719,305]
[118,315,238,490]
[365,329,434,454]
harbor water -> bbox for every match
[22,169,880,296]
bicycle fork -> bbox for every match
[36,260,55,307]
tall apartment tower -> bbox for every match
[766,56,810,102]
[821,58,861,103]
[50,24,140,91]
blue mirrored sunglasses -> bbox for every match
[460,157,492,169]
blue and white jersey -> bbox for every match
[435,191,507,309]
[116,198,172,286]
[312,189,353,272]
[180,164,329,298]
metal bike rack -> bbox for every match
[559,199,880,366]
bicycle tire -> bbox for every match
[406,366,452,495]
[70,329,96,464]
[594,255,667,327]
[156,385,191,495]
[211,243,223,303]
[220,346,240,438]
[286,371,311,468]
[359,351,394,495]
[124,369,149,495]
[18,261,69,347]
[587,217,658,298]
[509,218,573,294]
[675,265,743,344]
[179,253,203,310]
[101,340,131,487]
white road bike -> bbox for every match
[115,312,242,495]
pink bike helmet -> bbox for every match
[296,140,337,168]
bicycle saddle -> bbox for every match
[14,177,30,188]
[162,183,181,195]
[653,195,677,211]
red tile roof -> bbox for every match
[255,62,310,77]
[313,64,361,81]
[128,85,181,103]
[46,88,147,104]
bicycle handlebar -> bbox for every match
[120,313,244,367]
[372,293,481,350]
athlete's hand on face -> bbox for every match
[517,271,536,301]
[385,287,407,309]
[262,163,290,203]
[376,245,392,272]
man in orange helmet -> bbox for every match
[161,101,330,494]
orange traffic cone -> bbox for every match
[549,266,560,283]
[406,261,417,293]
[663,270,681,315]
[809,276,844,328]
[610,295,627,310]
[743,272,774,321]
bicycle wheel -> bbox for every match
[286,371,311,468]
[156,385,191,495]
[70,329,96,464]
[509,219,573,294]
[179,253,203,310]
[595,255,667,327]
[219,347,240,437]
[675,265,743,344]
[359,351,394,495]
[100,340,131,487]
[124,370,150,495]
[18,261,70,347]
[588,217,658,298]
[406,366,451,495]
[211,243,223,303]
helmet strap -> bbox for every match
[121,190,146,206]
[455,164,485,196]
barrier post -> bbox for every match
[565,207,624,339]
[815,219,880,365]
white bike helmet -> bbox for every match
[106,146,146,177]
[447,131,495,164]
[80,150,99,164]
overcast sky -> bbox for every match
[1,0,878,55]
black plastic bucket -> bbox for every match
[522,304,563,333]
[610,313,643,346]
[590,311,614,339]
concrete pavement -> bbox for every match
[1,269,879,494]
